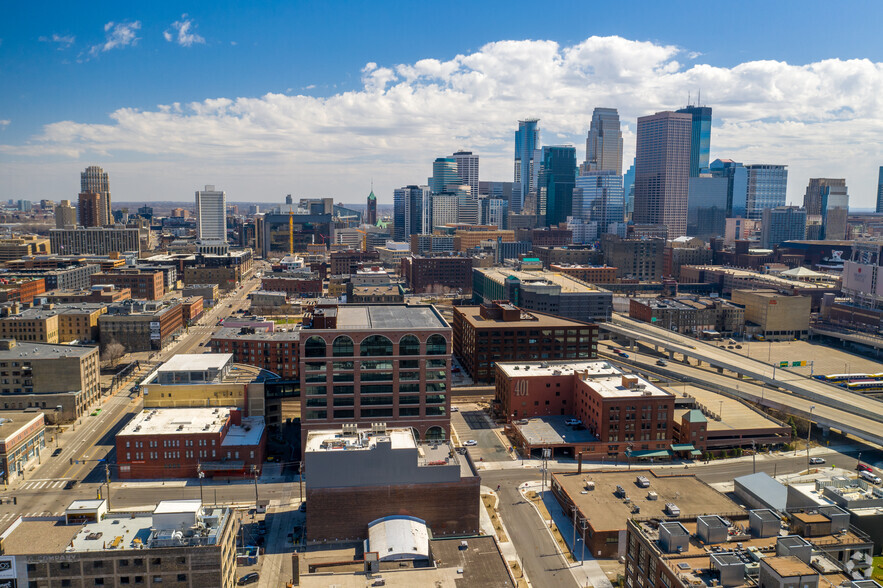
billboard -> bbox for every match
[843,261,875,295]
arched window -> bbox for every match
[304,336,326,358]
[360,335,393,356]
[425,426,445,441]
[332,335,354,357]
[426,334,447,355]
[399,334,420,356]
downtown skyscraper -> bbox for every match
[80,165,111,226]
[675,104,712,177]
[633,111,692,238]
[514,119,540,213]
[538,146,577,227]
[745,165,788,221]
[195,185,227,253]
[583,108,623,175]
[393,185,429,240]
[452,150,479,197]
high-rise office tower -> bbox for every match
[538,146,577,227]
[633,111,692,237]
[80,165,111,225]
[583,108,623,175]
[77,192,102,228]
[803,178,846,217]
[687,176,728,238]
[623,159,636,220]
[744,165,788,221]
[761,206,807,248]
[877,167,883,214]
[675,105,712,177]
[514,119,540,212]
[393,185,429,240]
[195,185,227,242]
[574,172,624,236]
[430,194,459,229]
[55,199,77,229]
[709,159,749,218]
[482,198,508,229]
[429,158,460,195]
[819,181,849,240]
[452,151,479,197]
[366,189,377,225]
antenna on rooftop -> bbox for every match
[687,91,691,107]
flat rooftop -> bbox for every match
[554,470,740,531]
[334,305,449,330]
[674,385,787,432]
[119,407,232,436]
[497,359,620,379]
[305,428,417,453]
[687,265,834,290]
[212,326,301,341]
[157,353,232,373]
[0,340,94,359]
[515,415,599,445]
[0,412,44,441]
[582,374,672,399]
[456,305,593,327]
[477,267,603,293]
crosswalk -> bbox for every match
[0,511,62,523]
[16,479,70,490]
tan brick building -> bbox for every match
[731,289,811,340]
[90,269,164,300]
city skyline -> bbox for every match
[3,3,883,207]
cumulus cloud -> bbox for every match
[0,120,9,129]
[164,15,205,47]
[5,35,883,205]
[39,33,75,49]
[86,21,141,59]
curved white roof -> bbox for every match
[367,516,430,561]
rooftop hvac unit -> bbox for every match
[665,503,681,516]
[647,491,658,500]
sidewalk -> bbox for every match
[519,481,612,588]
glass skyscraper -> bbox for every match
[676,105,712,177]
[877,167,883,214]
[584,107,623,175]
[514,119,540,212]
[393,185,428,240]
[429,158,460,195]
[745,165,788,221]
[538,146,577,227]
[709,159,748,218]
[574,171,624,236]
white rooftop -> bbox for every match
[157,353,232,373]
[153,499,202,515]
[221,416,265,447]
[66,500,105,512]
[119,407,232,436]
[496,360,621,378]
[305,427,416,453]
[368,516,430,561]
[580,374,672,399]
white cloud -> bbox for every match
[5,35,883,206]
[0,120,9,129]
[86,21,141,59]
[39,33,75,49]
[164,15,205,47]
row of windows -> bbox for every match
[304,334,448,357]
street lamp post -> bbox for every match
[806,406,815,471]
[197,465,205,505]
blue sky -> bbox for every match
[2,1,883,205]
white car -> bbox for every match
[450,406,459,412]
[463,440,478,446]
[809,457,825,465]
[564,419,582,426]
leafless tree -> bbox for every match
[102,340,126,368]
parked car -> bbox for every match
[463,440,478,446]
[450,406,459,412]
[52,448,63,457]
[564,419,582,426]
[515,419,529,425]
[809,457,825,465]
[859,470,882,485]
[238,573,260,585]
[857,463,873,473]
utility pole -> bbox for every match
[806,406,815,471]
[197,464,204,505]
[580,517,588,562]
[104,461,111,510]
[251,465,259,512]
[571,505,578,562]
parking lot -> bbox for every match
[450,404,512,462]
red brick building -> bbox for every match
[549,264,618,284]
[181,296,204,325]
[116,407,266,479]
[453,302,597,383]
[260,275,323,297]
[401,256,473,295]
[210,327,300,379]
[299,304,452,444]
[496,360,675,458]
[90,269,164,300]
[0,277,46,304]
[329,250,379,276]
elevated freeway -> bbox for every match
[601,315,883,443]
